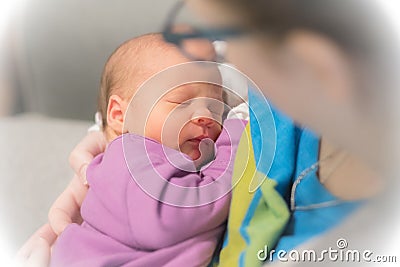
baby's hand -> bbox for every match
[194,138,215,170]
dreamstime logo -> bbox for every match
[336,238,348,249]
[257,238,398,263]
[122,62,276,207]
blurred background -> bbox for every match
[0,0,180,258]
[1,0,181,119]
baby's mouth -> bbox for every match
[188,135,210,144]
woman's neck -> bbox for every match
[318,137,385,201]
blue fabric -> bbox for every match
[274,129,361,252]
[248,88,298,197]
[248,89,360,254]
[214,88,361,267]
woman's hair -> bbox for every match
[216,0,399,114]
[217,0,392,55]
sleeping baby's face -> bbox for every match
[143,82,224,160]
[106,34,224,161]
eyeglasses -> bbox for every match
[162,0,245,62]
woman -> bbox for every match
[175,1,399,266]
[18,0,400,266]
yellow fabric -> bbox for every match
[218,123,254,266]
[218,124,290,267]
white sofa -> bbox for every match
[0,114,90,253]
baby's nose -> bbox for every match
[191,116,215,127]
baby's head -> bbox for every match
[98,33,224,160]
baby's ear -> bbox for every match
[106,95,128,136]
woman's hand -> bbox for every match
[15,130,107,266]
[69,131,107,185]
[48,174,88,235]
[49,130,107,234]
[15,224,56,267]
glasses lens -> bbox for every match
[166,25,217,61]
[164,0,239,62]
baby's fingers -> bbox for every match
[194,138,216,169]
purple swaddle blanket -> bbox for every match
[51,119,246,267]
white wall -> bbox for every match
[12,0,179,120]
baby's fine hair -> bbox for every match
[98,33,177,128]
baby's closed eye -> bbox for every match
[167,99,192,107]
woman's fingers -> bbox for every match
[24,237,51,267]
[69,131,107,184]
[48,207,72,236]
[48,175,87,235]
[15,224,55,267]
[35,224,57,247]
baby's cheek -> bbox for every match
[179,142,198,160]
[211,125,223,141]
[144,121,162,143]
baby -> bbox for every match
[50,34,246,266]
